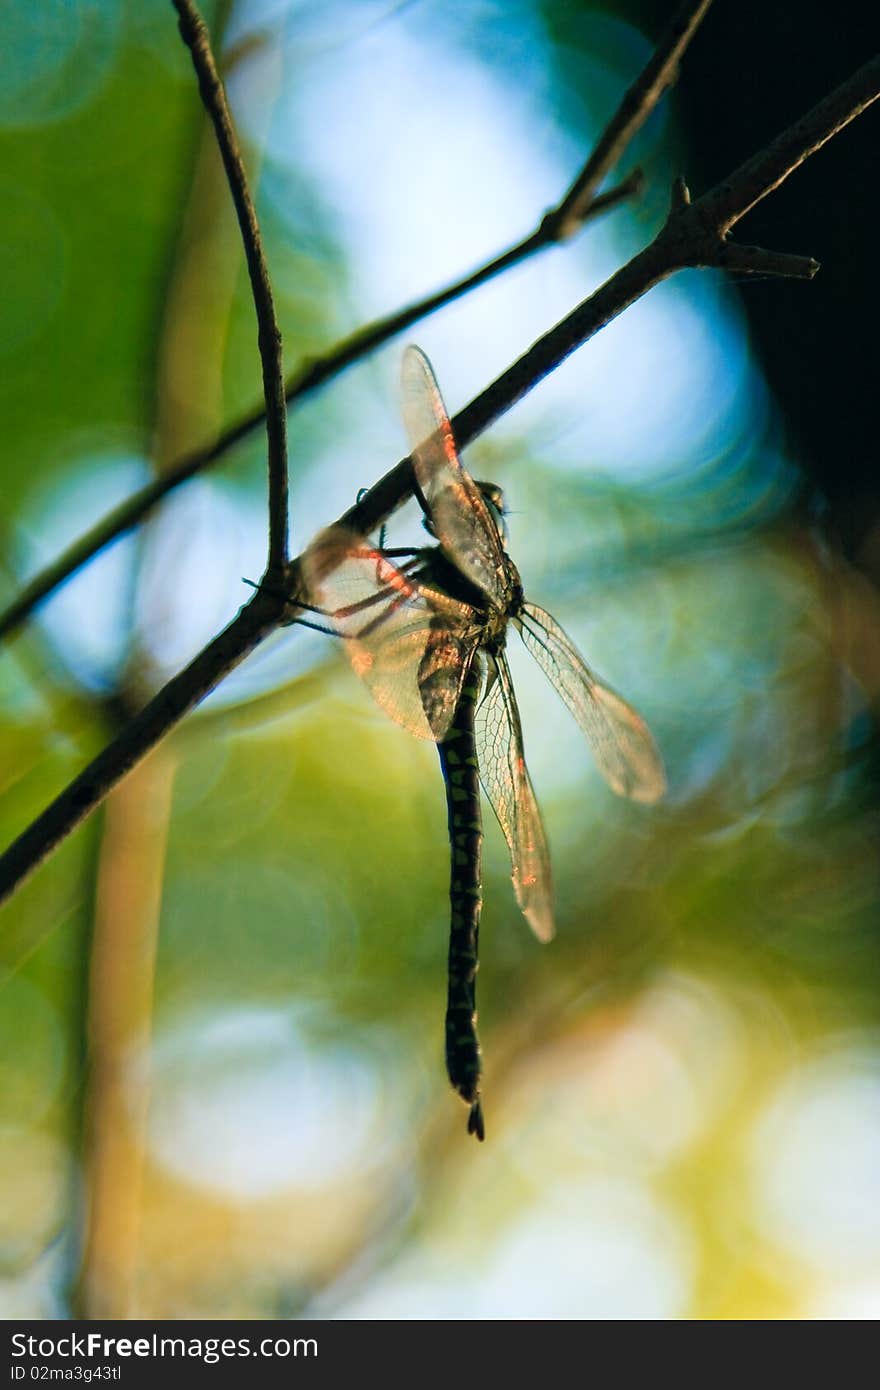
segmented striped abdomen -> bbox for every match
[437,658,485,1141]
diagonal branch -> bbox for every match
[172,0,289,575]
[1,48,878,906]
[0,0,714,643]
[0,588,283,905]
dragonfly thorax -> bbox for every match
[482,610,510,657]
[475,560,523,654]
[419,547,490,612]
[499,561,525,620]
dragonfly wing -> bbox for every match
[418,621,477,740]
[519,602,666,803]
[304,525,476,742]
[401,345,509,607]
[475,651,554,942]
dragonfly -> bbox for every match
[304,345,665,1140]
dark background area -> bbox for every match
[655,0,879,557]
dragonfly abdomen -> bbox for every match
[437,660,485,1141]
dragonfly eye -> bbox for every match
[475,481,507,538]
[476,481,505,513]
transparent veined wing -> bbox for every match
[303,525,478,742]
[518,602,666,804]
[401,345,509,608]
[475,651,554,942]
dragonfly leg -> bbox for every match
[288,614,343,638]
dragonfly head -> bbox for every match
[418,479,509,547]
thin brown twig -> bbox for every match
[0,0,715,643]
[1,50,878,907]
[172,0,289,576]
[548,0,715,238]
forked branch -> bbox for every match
[336,52,880,540]
[1,46,878,905]
[0,0,714,641]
